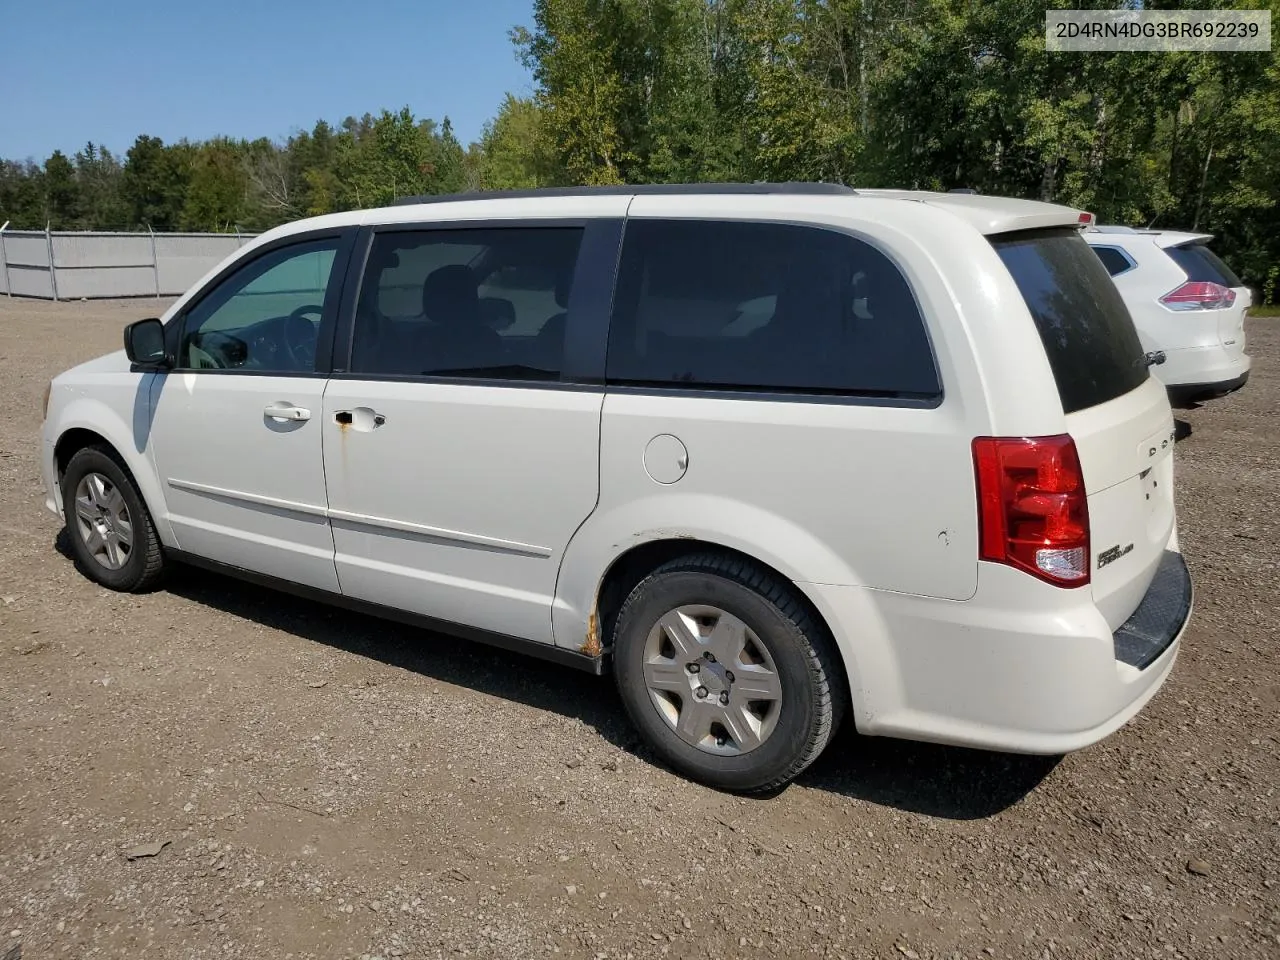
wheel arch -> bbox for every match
[560,529,877,727]
[50,401,175,547]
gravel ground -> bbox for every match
[1,297,1277,960]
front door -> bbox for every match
[321,223,603,643]
[148,233,351,591]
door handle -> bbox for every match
[264,403,311,422]
[334,409,386,429]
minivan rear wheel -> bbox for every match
[612,553,844,793]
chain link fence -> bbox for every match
[0,226,258,300]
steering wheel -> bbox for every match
[283,304,324,370]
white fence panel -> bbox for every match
[52,233,153,268]
[3,233,50,266]
[6,265,55,298]
[1,232,53,298]
[0,230,258,300]
[55,266,157,300]
[154,234,247,295]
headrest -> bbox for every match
[554,271,573,309]
[422,264,479,323]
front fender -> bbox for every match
[48,377,176,547]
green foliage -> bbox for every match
[74,143,129,229]
[120,135,192,231]
[478,95,558,188]
[518,0,1280,282]
[0,0,1274,284]
[0,160,45,227]
[42,150,80,228]
[333,109,433,207]
[0,105,485,233]
[182,139,249,232]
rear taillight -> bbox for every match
[1160,281,1236,311]
[973,435,1090,587]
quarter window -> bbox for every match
[349,228,584,380]
[1091,245,1133,277]
[605,220,940,398]
[179,239,340,372]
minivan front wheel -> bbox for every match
[613,554,844,793]
[62,446,165,592]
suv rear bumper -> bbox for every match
[808,554,1191,754]
[1166,369,1249,406]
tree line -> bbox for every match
[0,110,477,234]
[2,0,1276,297]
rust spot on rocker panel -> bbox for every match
[580,609,603,658]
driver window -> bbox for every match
[179,240,339,372]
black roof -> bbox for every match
[392,182,857,206]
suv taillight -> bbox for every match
[973,435,1090,587]
[1160,281,1236,311]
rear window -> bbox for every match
[1166,242,1242,287]
[992,229,1148,414]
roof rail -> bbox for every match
[392,182,858,206]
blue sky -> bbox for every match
[0,0,536,162]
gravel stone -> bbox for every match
[1,299,1277,959]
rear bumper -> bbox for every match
[1166,369,1250,406]
[1114,551,1190,668]
[810,554,1191,755]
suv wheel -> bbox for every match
[62,446,166,592]
[613,553,844,793]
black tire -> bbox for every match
[612,553,845,793]
[61,445,166,592]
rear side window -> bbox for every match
[1166,242,1242,287]
[350,228,582,381]
[993,229,1148,414]
[1091,245,1133,277]
[606,219,940,399]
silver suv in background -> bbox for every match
[1084,226,1252,406]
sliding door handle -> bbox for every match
[334,408,386,429]
[264,403,311,422]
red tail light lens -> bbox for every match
[1160,281,1236,311]
[973,435,1090,587]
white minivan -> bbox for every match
[41,184,1192,792]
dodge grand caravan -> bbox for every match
[40,184,1192,792]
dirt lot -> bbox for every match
[1,297,1277,960]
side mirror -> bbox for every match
[123,318,170,370]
